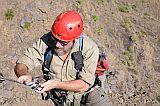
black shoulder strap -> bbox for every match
[76,35,84,79]
[40,32,56,52]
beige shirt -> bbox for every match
[17,34,99,104]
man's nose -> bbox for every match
[56,42,63,47]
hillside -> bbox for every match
[0,0,160,106]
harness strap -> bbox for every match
[40,32,55,80]
[41,32,67,106]
[42,49,53,80]
[76,35,83,79]
[79,35,83,51]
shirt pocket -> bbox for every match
[67,60,77,80]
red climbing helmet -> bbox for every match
[51,10,83,41]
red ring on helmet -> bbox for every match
[51,10,83,41]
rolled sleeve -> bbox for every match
[17,54,35,71]
[17,39,47,71]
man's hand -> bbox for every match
[36,79,89,93]
[14,63,32,84]
[17,74,32,84]
[36,80,59,93]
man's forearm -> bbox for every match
[14,63,30,77]
[57,79,89,92]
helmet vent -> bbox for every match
[78,25,80,28]
[69,27,72,30]
[57,33,61,37]
[57,19,60,21]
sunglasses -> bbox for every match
[50,35,70,46]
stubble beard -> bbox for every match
[54,42,73,56]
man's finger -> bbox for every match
[40,82,48,87]
[36,87,46,93]
[37,86,43,91]
[17,77,24,83]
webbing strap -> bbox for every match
[79,35,83,51]
[44,49,53,70]
[75,35,84,79]
[42,48,53,81]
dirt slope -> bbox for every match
[0,0,159,106]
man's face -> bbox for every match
[53,37,74,56]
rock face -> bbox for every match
[0,0,159,106]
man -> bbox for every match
[14,10,112,106]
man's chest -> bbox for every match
[49,55,77,81]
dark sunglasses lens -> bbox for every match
[60,42,69,46]
[50,35,69,46]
